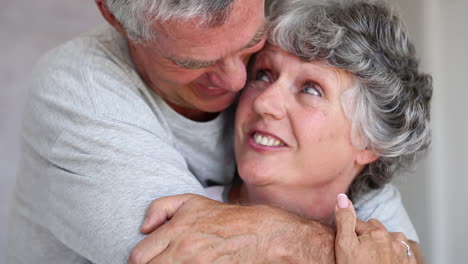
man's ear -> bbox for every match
[356,148,379,166]
[95,0,126,35]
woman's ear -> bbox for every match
[355,148,379,166]
[95,0,126,35]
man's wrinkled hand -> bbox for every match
[128,194,335,264]
[129,194,263,264]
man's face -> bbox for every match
[129,0,266,120]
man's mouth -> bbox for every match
[251,132,286,147]
[194,84,229,97]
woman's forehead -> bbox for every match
[259,45,348,76]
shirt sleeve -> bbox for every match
[45,116,206,264]
[22,44,211,263]
[354,184,420,243]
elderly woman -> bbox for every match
[138,0,432,262]
[234,0,432,220]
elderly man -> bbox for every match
[6,0,419,263]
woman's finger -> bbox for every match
[390,232,407,241]
[334,194,358,248]
[390,232,417,263]
[367,218,386,229]
[354,219,368,236]
[140,193,198,233]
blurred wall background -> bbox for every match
[0,1,104,262]
[392,0,468,263]
[0,0,466,263]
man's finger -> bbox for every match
[355,218,387,237]
[147,234,257,264]
[334,194,358,247]
[128,224,171,264]
[140,193,198,233]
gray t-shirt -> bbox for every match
[7,25,418,264]
[7,25,235,264]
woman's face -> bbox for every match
[235,45,375,194]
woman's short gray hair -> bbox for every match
[268,0,433,199]
[104,0,234,40]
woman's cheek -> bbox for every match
[239,82,262,109]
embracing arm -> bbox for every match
[129,194,335,264]
[130,192,424,264]
[17,49,211,264]
[45,119,207,264]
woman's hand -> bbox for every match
[334,194,418,264]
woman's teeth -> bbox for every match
[253,133,284,147]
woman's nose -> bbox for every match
[253,83,287,120]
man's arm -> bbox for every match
[14,45,212,263]
[131,193,424,264]
[129,194,335,263]
[44,118,207,264]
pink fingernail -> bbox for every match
[337,193,349,209]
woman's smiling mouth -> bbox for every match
[249,131,287,149]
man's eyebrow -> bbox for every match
[241,22,268,50]
[168,57,218,70]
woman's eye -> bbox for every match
[301,82,323,97]
[255,70,270,83]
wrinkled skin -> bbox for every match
[129,194,335,264]
[334,196,421,264]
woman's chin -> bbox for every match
[237,163,274,187]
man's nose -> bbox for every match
[210,55,248,92]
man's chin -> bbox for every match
[173,103,232,121]
[168,94,237,121]
[197,96,238,113]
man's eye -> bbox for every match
[255,70,270,82]
[301,82,323,97]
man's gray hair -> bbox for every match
[268,0,433,199]
[104,0,235,40]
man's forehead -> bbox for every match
[155,17,267,62]
[150,0,266,59]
